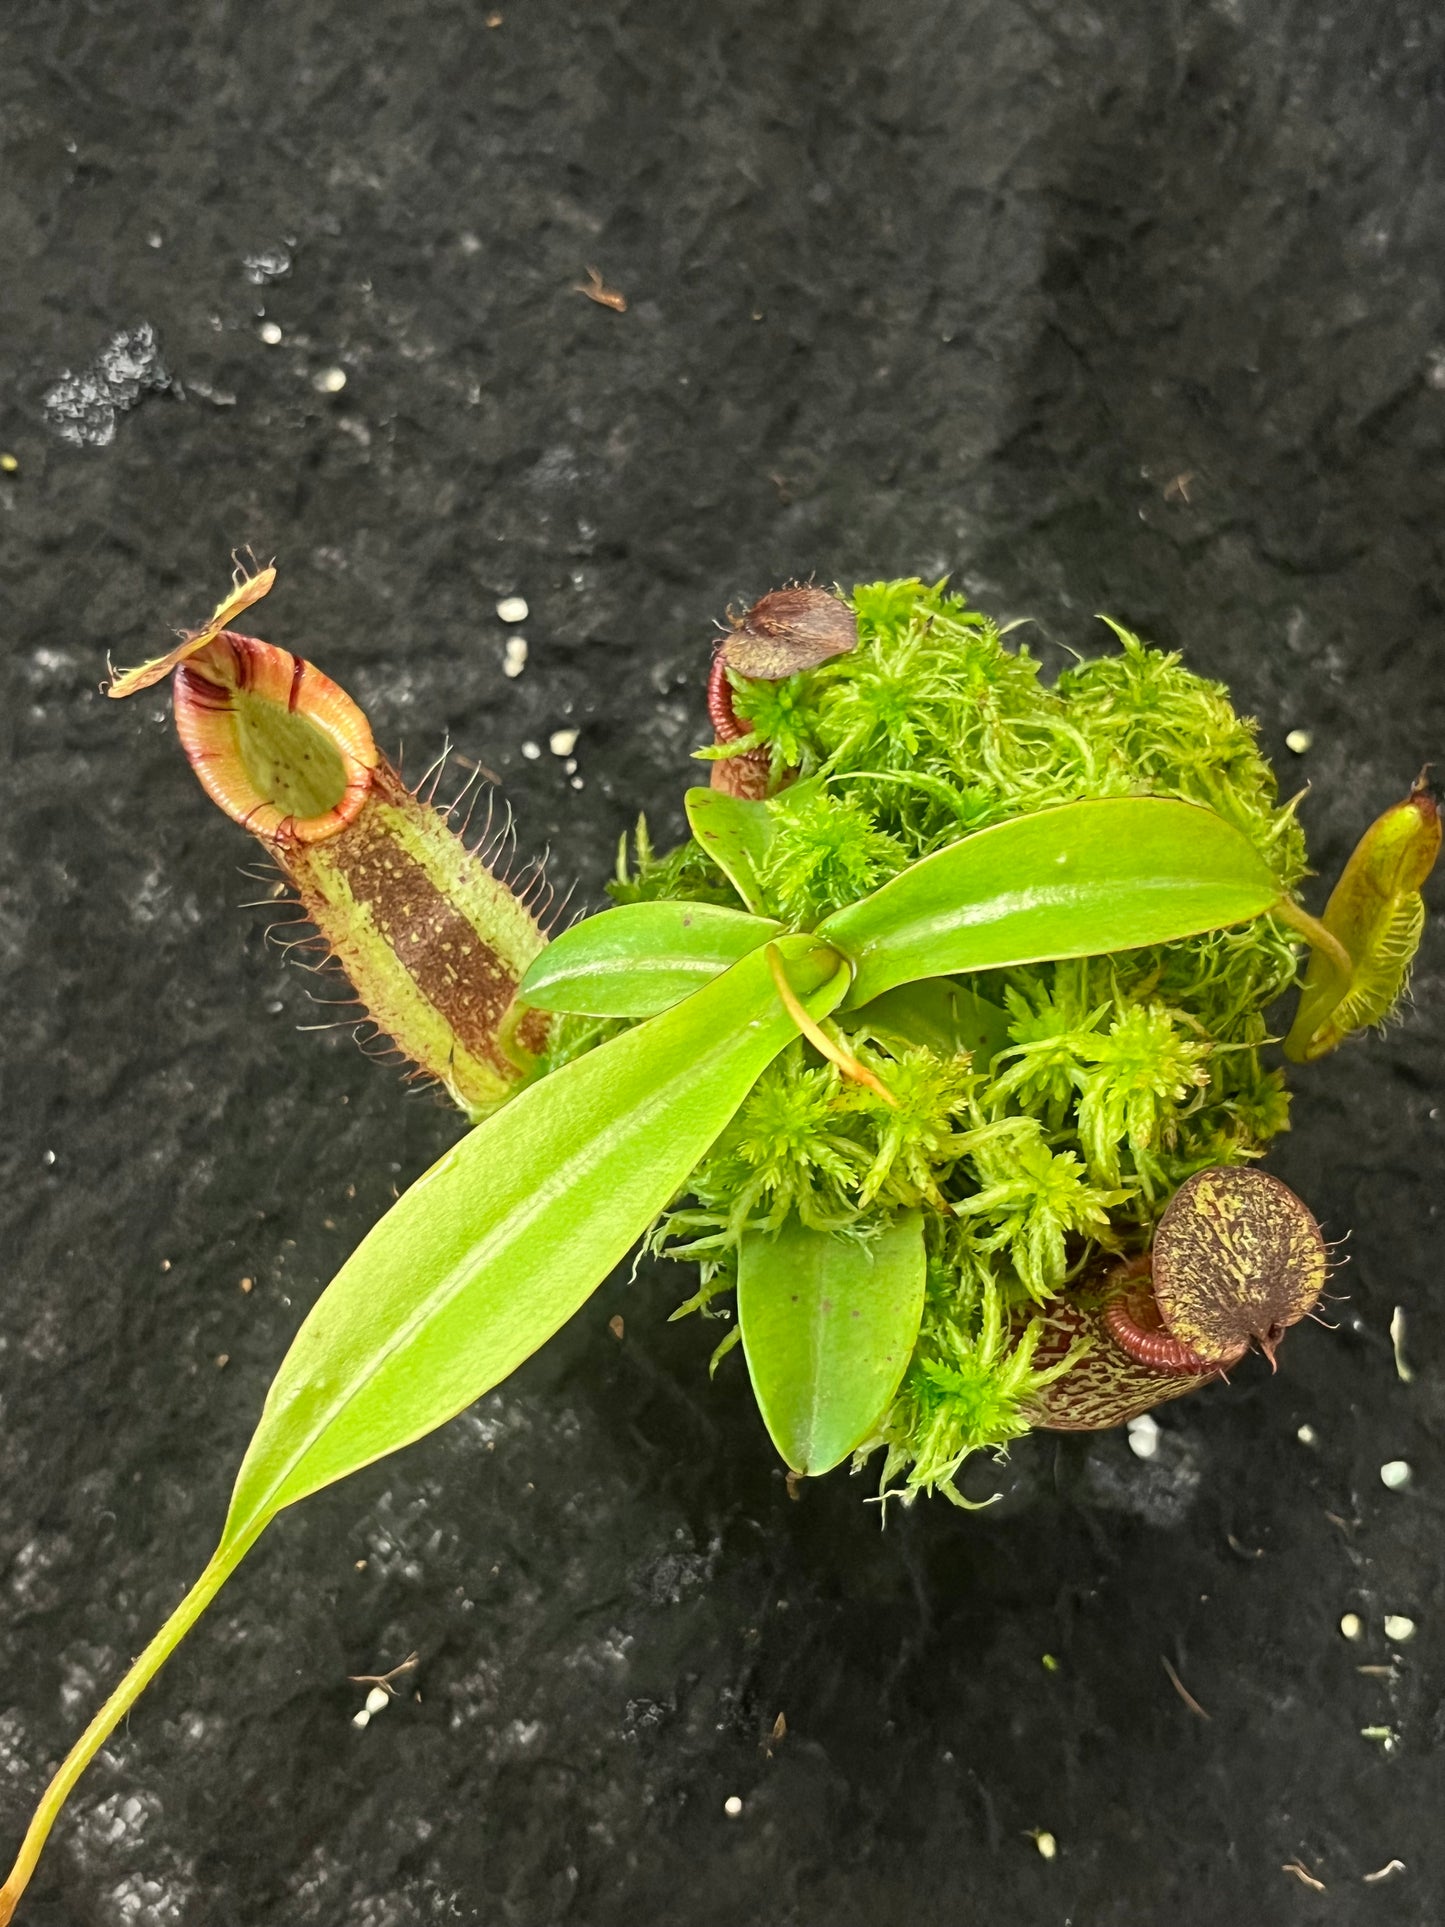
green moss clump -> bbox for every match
[547,580,1307,1502]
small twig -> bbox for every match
[451,752,505,787]
[766,944,897,1107]
[1281,1861,1326,1892]
[1160,1654,1210,1720]
[347,1652,419,1696]
[573,265,627,312]
[1362,1859,1405,1885]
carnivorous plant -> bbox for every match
[1,564,1435,1918]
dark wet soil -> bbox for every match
[2,3,1443,1923]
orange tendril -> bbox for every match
[765,943,896,1106]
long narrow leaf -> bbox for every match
[227,934,848,1528]
[519,900,781,1017]
[738,1212,926,1476]
[0,936,849,1921]
[817,797,1282,1008]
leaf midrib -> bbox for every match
[230,959,844,1536]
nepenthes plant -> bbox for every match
[1,563,1437,1917]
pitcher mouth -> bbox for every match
[172,631,377,844]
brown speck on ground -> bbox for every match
[574,265,627,312]
[452,751,504,784]
[348,1651,419,1695]
[1161,1654,1210,1719]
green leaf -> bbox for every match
[519,900,781,1017]
[0,938,854,1913]
[817,797,1282,1009]
[840,978,1012,1065]
[228,934,848,1530]
[737,1211,926,1476]
[684,785,776,913]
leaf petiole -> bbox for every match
[765,943,898,1106]
[0,1525,264,1925]
[1271,895,1354,990]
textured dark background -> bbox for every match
[2,2,1443,1923]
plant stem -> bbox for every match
[765,943,898,1106]
[1272,896,1354,988]
[0,1525,264,1924]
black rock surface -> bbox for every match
[2,3,1442,1923]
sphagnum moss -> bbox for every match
[559,579,1308,1502]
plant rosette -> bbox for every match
[1,565,1436,1918]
